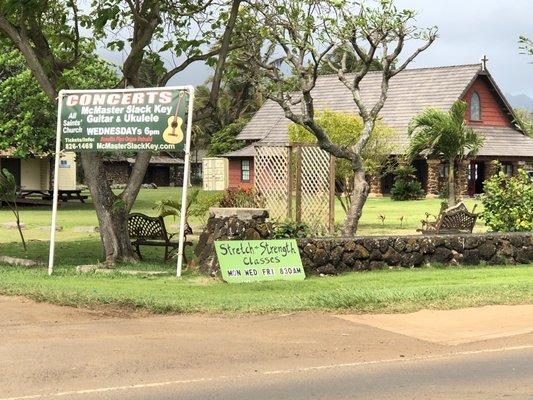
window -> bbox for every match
[470,92,481,121]
[241,160,250,182]
[438,164,448,178]
[501,163,513,177]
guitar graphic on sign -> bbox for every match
[162,91,186,144]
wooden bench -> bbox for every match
[128,213,192,262]
[418,202,478,235]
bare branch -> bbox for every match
[391,33,437,76]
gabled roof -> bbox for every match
[223,144,255,158]
[475,126,533,157]
[237,64,532,157]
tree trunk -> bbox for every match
[80,152,150,265]
[447,158,456,207]
[15,214,27,251]
[343,165,370,236]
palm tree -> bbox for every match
[407,101,484,206]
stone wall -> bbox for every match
[195,208,272,276]
[195,209,532,276]
[298,232,533,275]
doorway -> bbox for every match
[0,158,21,186]
[467,161,485,196]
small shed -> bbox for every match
[221,145,255,189]
[0,150,77,190]
[202,157,229,191]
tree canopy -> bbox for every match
[514,108,533,137]
[238,0,436,234]
[289,111,396,180]
[0,0,245,264]
[0,41,118,157]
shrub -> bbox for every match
[219,187,264,208]
[271,220,311,239]
[390,164,424,201]
[154,188,222,224]
[480,168,533,232]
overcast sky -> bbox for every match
[102,0,532,98]
[395,0,532,97]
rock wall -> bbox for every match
[298,232,533,275]
[195,208,272,276]
[195,209,532,276]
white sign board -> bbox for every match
[48,86,194,277]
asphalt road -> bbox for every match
[8,347,531,400]
[1,296,532,400]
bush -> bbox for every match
[154,188,222,224]
[390,164,424,201]
[480,168,533,232]
[219,187,264,208]
[271,220,311,239]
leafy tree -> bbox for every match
[0,169,26,250]
[289,110,395,214]
[514,108,533,137]
[0,0,244,265]
[240,0,436,235]
[207,119,248,156]
[519,35,532,58]
[318,46,384,75]
[289,111,394,179]
[481,167,532,232]
[407,101,484,206]
[195,38,265,155]
[0,41,118,156]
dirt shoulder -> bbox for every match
[1,295,532,399]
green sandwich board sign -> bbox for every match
[215,239,305,283]
[60,88,190,152]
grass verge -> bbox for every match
[0,264,531,314]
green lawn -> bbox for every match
[2,188,529,315]
[0,187,485,269]
[0,187,484,246]
[0,264,531,314]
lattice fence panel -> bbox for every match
[300,146,331,231]
[254,145,290,221]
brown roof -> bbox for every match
[237,64,533,157]
[476,126,533,157]
[223,144,255,158]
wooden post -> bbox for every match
[294,144,302,223]
[328,155,336,234]
[286,145,293,220]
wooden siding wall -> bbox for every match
[228,157,254,189]
[463,76,512,127]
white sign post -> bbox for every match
[176,88,194,277]
[48,86,194,277]
[48,91,65,276]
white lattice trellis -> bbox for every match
[299,146,332,230]
[254,144,334,232]
[254,145,291,221]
